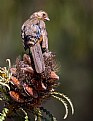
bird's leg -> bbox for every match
[38,36,49,53]
[38,36,43,44]
[42,36,48,50]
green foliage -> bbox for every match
[0,59,11,91]
[34,108,42,121]
[20,108,29,121]
[0,108,9,121]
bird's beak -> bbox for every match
[45,17,50,21]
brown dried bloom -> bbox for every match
[9,52,59,106]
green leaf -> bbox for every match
[0,108,9,121]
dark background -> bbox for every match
[0,0,93,121]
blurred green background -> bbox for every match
[0,0,93,121]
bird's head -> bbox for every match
[30,10,50,21]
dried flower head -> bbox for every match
[0,51,74,121]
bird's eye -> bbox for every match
[43,13,46,17]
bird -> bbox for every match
[21,10,50,52]
[21,10,50,73]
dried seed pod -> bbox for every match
[41,82,47,90]
[10,76,20,88]
[10,68,16,75]
[23,83,38,98]
[37,81,47,90]
[23,54,31,65]
[9,91,24,103]
[50,71,59,80]
[30,79,47,91]
[21,67,34,73]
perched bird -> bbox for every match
[21,10,50,73]
[21,10,50,52]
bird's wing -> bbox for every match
[21,19,41,41]
[39,20,48,51]
[21,19,45,73]
[21,19,42,50]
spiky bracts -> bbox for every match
[0,51,74,121]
